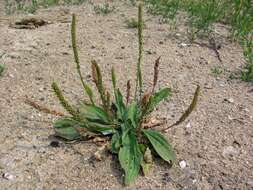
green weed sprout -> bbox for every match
[28,2,199,185]
[93,3,115,15]
[0,64,5,76]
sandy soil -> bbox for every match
[0,1,253,190]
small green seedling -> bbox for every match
[28,2,199,185]
[210,66,223,77]
[125,18,139,28]
[93,3,115,15]
[240,38,253,83]
[0,64,5,76]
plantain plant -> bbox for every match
[27,1,199,185]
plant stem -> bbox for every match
[52,82,77,117]
[71,14,94,105]
[135,1,144,100]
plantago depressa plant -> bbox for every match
[27,1,200,185]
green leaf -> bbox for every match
[127,101,139,128]
[86,122,115,135]
[142,129,175,164]
[111,132,121,153]
[53,118,81,140]
[79,104,110,124]
[115,89,127,121]
[143,88,171,115]
[119,130,142,185]
[0,64,5,76]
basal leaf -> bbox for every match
[79,104,110,124]
[53,118,81,140]
[115,89,127,121]
[143,88,171,115]
[111,132,121,153]
[86,122,115,135]
[142,129,175,163]
[127,101,139,128]
[119,130,142,185]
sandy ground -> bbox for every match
[0,1,253,190]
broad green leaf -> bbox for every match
[79,104,110,124]
[111,132,121,153]
[142,129,175,163]
[115,89,127,121]
[127,101,139,128]
[53,118,81,140]
[86,122,115,135]
[119,130,142,185]
[143,88,171,115]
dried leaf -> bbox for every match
[25,98,65,116]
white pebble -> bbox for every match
[228,98,234,103]
[179,42,189,48]
[3,173,15,180]
[9,74,14,78]
[179,160,187,169]
[186,122,192,128]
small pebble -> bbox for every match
[179,160,187,169]
[179,43,189,48]
[50,141,60,148]
[2,173,15,180]
[224,98,234,103]
[186,122,192,128]
[9,74,14,78]
[222,146,239,158]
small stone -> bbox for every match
[224,98,234,103]
[179,43,189,48]
[228,98,234,103]
[9,74,14,78]
[179,160,187,169]
[186,122,191,128]
[2,173,15,180]
[228,115,233,120]
[50,141,60,148]
[222,146,239,158]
